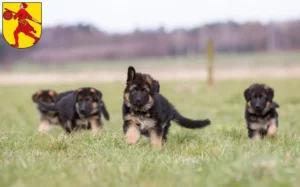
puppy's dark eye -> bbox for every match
[255,94,262,98]
[85,98,92,101]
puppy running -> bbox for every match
[122,66,211,148]
[36,87,110,135]
[243,83,280,140]
[32,89,73,134]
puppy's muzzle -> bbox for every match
[38,106,48,113]
[255,100,262,112]
[136,93,142,106]
[79,107,90,115]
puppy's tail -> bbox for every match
[99,100,110,121]
[173,110,211,129]
[36,100,57,111]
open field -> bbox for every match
[1,51,299,84]
[1,78,300,187]
[6,51,300,73]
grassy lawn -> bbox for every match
[0,78,300,187]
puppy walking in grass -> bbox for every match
[244,83,280,140]
[32,89,73,134]
[36,87,110,135]
[122,66,211,148]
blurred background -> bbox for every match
[0,0,300,84]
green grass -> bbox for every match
[7,51,300,73]
[1,79,300,187]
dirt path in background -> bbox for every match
[0,66,300,85]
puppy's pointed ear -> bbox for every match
[151,80,160,94]
[94,89,103,101]
[145,74,160,94]
[243,88,250,101]
[89,88,102,101]
[127,66,136,85]
[264,86,274,101]
[32,90,41,102]
[48,90,58,101]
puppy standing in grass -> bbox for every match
[244,83,280,140]
[36,87,110,135]
[32,89,73,134]
[122,66,211,148]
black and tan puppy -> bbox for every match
[32,89,73,134]
[122,66,211,148]
[244,83,280,140]
[36,87,110,135]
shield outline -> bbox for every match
[2,2,42,49]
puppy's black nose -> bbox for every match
[255,105,260,110]
[80,108,85,113]
[137,100,142,106]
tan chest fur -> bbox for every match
[48,116,59,124]
[40,113,59,124]
[125,114,156,130]
[137,116,156,130]
[249,118,276,131]
[75,115,99,127]
[76,118,89,126]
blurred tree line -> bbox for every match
[0,42,5,63]
[0,20,300,63]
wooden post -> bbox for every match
[206,39,215,87]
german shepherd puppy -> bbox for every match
[36,87,110,135]
[122,66,211,148]
[32,89,73,134]
[243,83,280,140]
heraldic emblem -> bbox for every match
[2,2,42,49]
